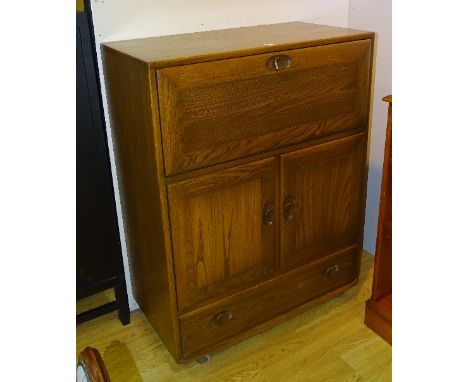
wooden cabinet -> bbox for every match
[103,22,374,363]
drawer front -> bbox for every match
[157,39,372,175]
[179,246,357,357]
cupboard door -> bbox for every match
[158,39,372,175]
[280,134,366,269]
[168,158,278,311]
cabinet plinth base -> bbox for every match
[364,295,392,344]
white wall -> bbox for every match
[88,0,373,310]
[348,0,392,254]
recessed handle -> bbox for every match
[211,310,233,325]
[325,264,340,278]
[263,202,275,226]
[282,196,295,220]
[266,55,291,70]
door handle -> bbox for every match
[263,202,275,226]
[325,264,340,278]
[211,310,233,325]
[282,196,295,220]
[266,55,292,70]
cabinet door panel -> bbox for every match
[168,158,278,311]
[158,40,372,175]
[280,134,365,268]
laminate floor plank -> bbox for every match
[76,251,391,381]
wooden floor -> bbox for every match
[77,252,391,381]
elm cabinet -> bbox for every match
[102,22,374,363]
[168,158,278,311]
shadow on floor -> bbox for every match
[103,340,143,382]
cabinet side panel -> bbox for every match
[354,36,375,278]
[102,47,180,359]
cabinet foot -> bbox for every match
[196,354,211,364]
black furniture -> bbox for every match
[76,1,130,325]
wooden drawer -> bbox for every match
[179,246,357,357]
[157,40,372,175]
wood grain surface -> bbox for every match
[102,48,181,359]
[102,22,375,364]
[158,40,371,175]
[167,158,278,311]
[179,246,357,358]
[76,251,392,381]
[280,133,366,269]
[102,22,374,68]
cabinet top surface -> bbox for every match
[102,22,374,68]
